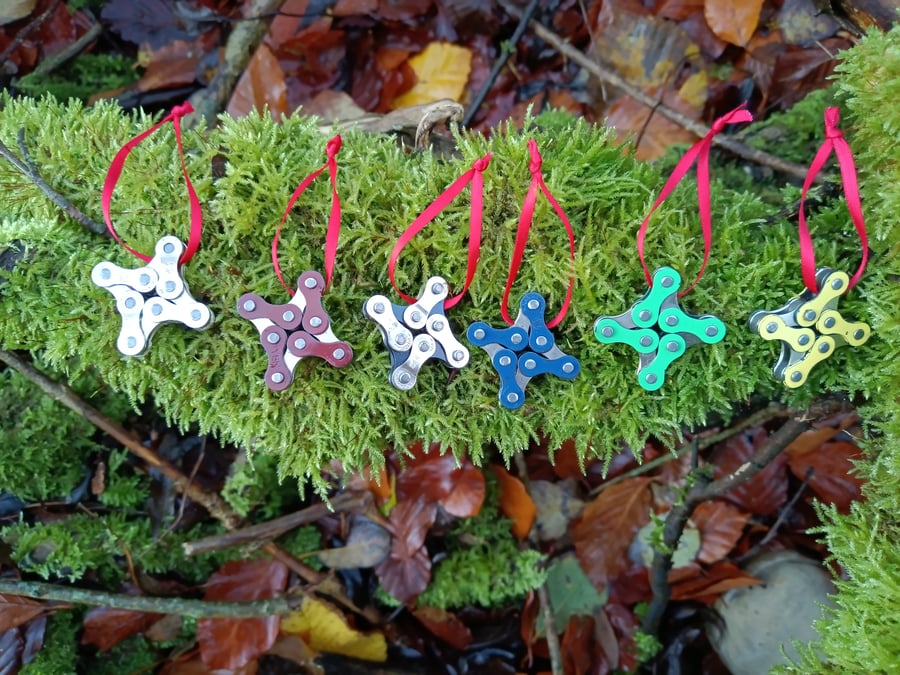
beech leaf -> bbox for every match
[281,597,387,662]
[691,501,751,564]
[787,441,864,513]
[713,428,788,517]
[494,465,537,540]
[412,606,473,651]
[392,42,473,108]
[316,516,391,569]
[0,594,45,632]
[226,44,289,121]
[197,559,289,671]
[573,477,652,588]
[704,0,764,47]
[396,444,485,518]
[669,561,761,601]
[375,497,436,605]
[81,607,162,651]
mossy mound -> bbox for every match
[2,88,891,494]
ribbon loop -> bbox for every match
[102,103,203,264]
[388,152,491,309]
[636,102,753,297]
[500,139,576,328]
[798,107,868,292]
[272,134,343,296]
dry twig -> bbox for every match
[0,129,106,235]
[498,0,818,183]
[0,349,379,624]
[513,453,564,675]
[640,397,850,637]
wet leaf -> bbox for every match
[392,42,472,108]
[412,606,473,650]
[101,0,215,49]
[227,43,288,120]
[669,560,761,601]
[493,465,537,540]
[692,501,751,564]
[561,615,610,675]
[0,594,46,632]
[543,554,608,634]
[82,607,162,651]
[281,596,387,662]
[712,428,789,517]
[777,0,840,45]
[0,626,23,673]
[0,0,36,26]
[316,516,391,569]
[573,477,652,588]
[530,479,584,542]
[197,559,289,671]
[396,444,485,518]
[374,497,436,605]
[787,441,864,513]
[704,0,764,47]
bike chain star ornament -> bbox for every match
[92,103,213,357]
[748,108,871,388]
[364,153,491,390]
[467,139,579,409]
[594,104,753,391]
[238,136,353,391]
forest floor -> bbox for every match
[0,0,893,673]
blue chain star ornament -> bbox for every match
[748,108,871,388]
[593,104,752,390]
[467,139,579,409]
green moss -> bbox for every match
[21,611,79,675]
[0,362,129,502]
[2,512,233,585]
[416,478,546,609]
[82,634,157,675]
[1,90,889,497]
[15,54,139,102]
[222,451,301,519]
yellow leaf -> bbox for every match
[392,42,472,109]
[281,598,387,662]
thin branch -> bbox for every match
[0,130,106,235]
[498,0,818,183]
[0,578,296,618]
[183,490,372,556]
[0,349,239,528]
[0,349,381,624]
[640,398,848,637]
[735,467,813,565]
[187,0,287,127]
[590,402,789,496]
[27,20,102,78]
[461,0,540,127]
[514,453,563,675]
[0,0,62,68]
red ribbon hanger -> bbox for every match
[500,139,576,328]
[101,103,202,265]
[636,103,753,297]
[388,152,492,309]
[798,107,868,293]
[272,134,343,296]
